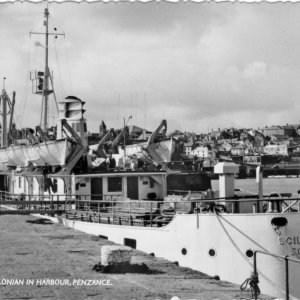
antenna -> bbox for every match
[3,77,6,90]
[144,92,147,130]
[117,93,120,128]
[135,92,137,123]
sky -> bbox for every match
[1,2,300,134]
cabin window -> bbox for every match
[150,178,155,188]
[108,177,122,192]
[84,122,87,132]
[52,179,58,193]
[18,177,22,188]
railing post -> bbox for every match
[129,202,132,226]
[196,201,199,229]
[285,255,289,300]
[28,195,31,212]
[253,251,258,300]
[150,202,153,227]
[112,201,114,224]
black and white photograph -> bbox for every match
[0,1,300,299]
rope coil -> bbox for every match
[240,272,261,299]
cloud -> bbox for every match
[1,2,300,134]
[242,61,267,79]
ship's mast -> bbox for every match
[44,7,50,132]
[30,7,64,132]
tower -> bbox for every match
[99,120,107,138]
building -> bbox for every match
[262,125,296,138]
[183,142,194,156]
[231,144,246,156]
[190,145,214,158]
[263,144,292,156]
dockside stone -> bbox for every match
[101,245,133,266]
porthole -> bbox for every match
[246,249,254,258]
[181,248,187,255]
[209,248,216,257]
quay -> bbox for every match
[0,215,273,300]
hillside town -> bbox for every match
[88,121,300,178]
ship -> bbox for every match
[1,7,300,300]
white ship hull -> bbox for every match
[50,212,300,299]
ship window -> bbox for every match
[18,177,22,188]
[84,122,87,132]
[181,248,187,255]
[108,177,122,192]
[208,249,216,257]
[246,249,254,258]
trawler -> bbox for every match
[1,7,300,300]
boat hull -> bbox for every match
[52,212,300,299]
[0,139,72,167]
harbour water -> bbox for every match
[211,177,300,195]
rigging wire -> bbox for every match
[53,38,65,99]
[19,34,32,129]
[18,15,45,130]
[40,91,44,128]
[48,12,70,96]
[65,39,73,95]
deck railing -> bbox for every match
[252,250,300,300]
[0,192,299,226]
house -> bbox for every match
[263,144,292,156]
[183,142,195,156]
[190,144,215,158]
[231,144,246,156]
[269,135,292,146]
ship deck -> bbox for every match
[0,214,274,300]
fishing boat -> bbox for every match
[1,7,300,300]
